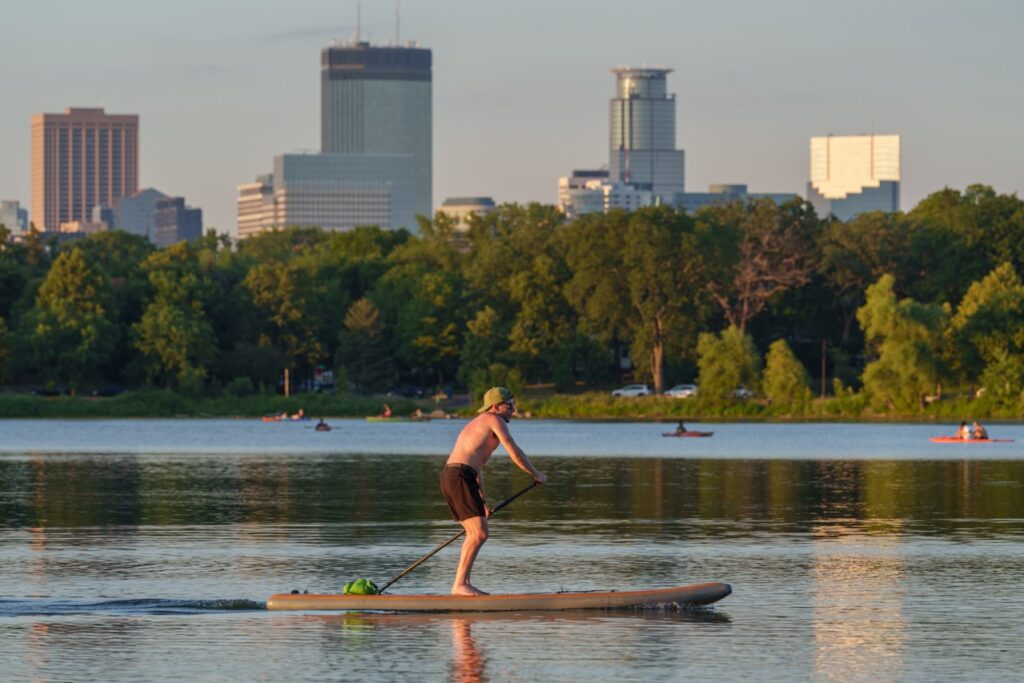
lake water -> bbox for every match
[1,419,1022,681]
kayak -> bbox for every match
[662,431,714,438]
[267,581,731,612]
[929,436,1014,443]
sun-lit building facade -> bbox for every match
[31,107,138,231]
[807,134,900,220]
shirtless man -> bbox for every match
[440,387,547,596]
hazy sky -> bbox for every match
[2,0,1021,234]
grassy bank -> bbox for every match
[518,390,1023,422]
[0,390,422,419]
[1,388,1020,422]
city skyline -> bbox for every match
[1,0,1021,234]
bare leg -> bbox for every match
[452,515,489,596]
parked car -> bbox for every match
[665,384,698,398]
[611,384,651,397]
[733,385,752,399]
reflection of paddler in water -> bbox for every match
[451,618,487,683]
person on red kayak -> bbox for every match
[440,387,547,596]
[972,421,988,440]
[954,422,970,440]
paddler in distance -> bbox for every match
[441,386,547,596]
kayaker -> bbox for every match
[972,421,988,440]
[315,418,330,431]
[954,421,970,440]
[381,403,392,418]
[441,387,547,596]
[675,421,687,435]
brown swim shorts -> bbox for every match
[440,464,487,521]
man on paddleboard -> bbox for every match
[441,386,547,596]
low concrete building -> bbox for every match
[675,184,798,214]
[0,200,29,235]
[436,196,496,232]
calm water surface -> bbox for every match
[1,419,1023,682]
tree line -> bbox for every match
[1,183,1022,413]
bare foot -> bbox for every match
[451,584,489,596]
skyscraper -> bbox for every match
[238,41,432,236]
[320,41,432,226]
[31,107,139,231]
[608,68,685,197]
[807,134,900,220]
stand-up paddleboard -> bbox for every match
[267,582,731,612]
[929,436,1014,443]
[662,431,714,438]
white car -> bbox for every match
[611,384,651,397]
[733,385,752,399]
[665,384,698,398]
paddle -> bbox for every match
[376,480,539,594]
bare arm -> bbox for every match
[491,417,547,484]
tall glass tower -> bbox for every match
[608,68,685,198]
[321,42,432,221]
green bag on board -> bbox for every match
[343,578,380,595]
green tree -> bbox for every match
[462,203,579,383]
[244,261,326,378]
[857,274,947,412]
[22,249,114,393]
[72,231,154,382]
[763,339,814,405]
[374,223,467,386]
[910,184,1024,281]
[0,316,9,383]
[458,305,512,389]
[979,350,1024,408]
[695,326,762,406]
[566,206,705,393]
[133,243,216,389]
[947,263,1024,402]
[698,198,821,333]
[337,297,395,392]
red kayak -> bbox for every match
[929,436,1014,443]
[662,431,714,438]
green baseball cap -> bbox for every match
[478,386,514,413]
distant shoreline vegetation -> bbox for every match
[2,186,1024,420]
[0,389,1018,422]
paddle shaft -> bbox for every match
[377,480,539,594]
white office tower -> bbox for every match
[807,134,900,221]
[608,68,685,199]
